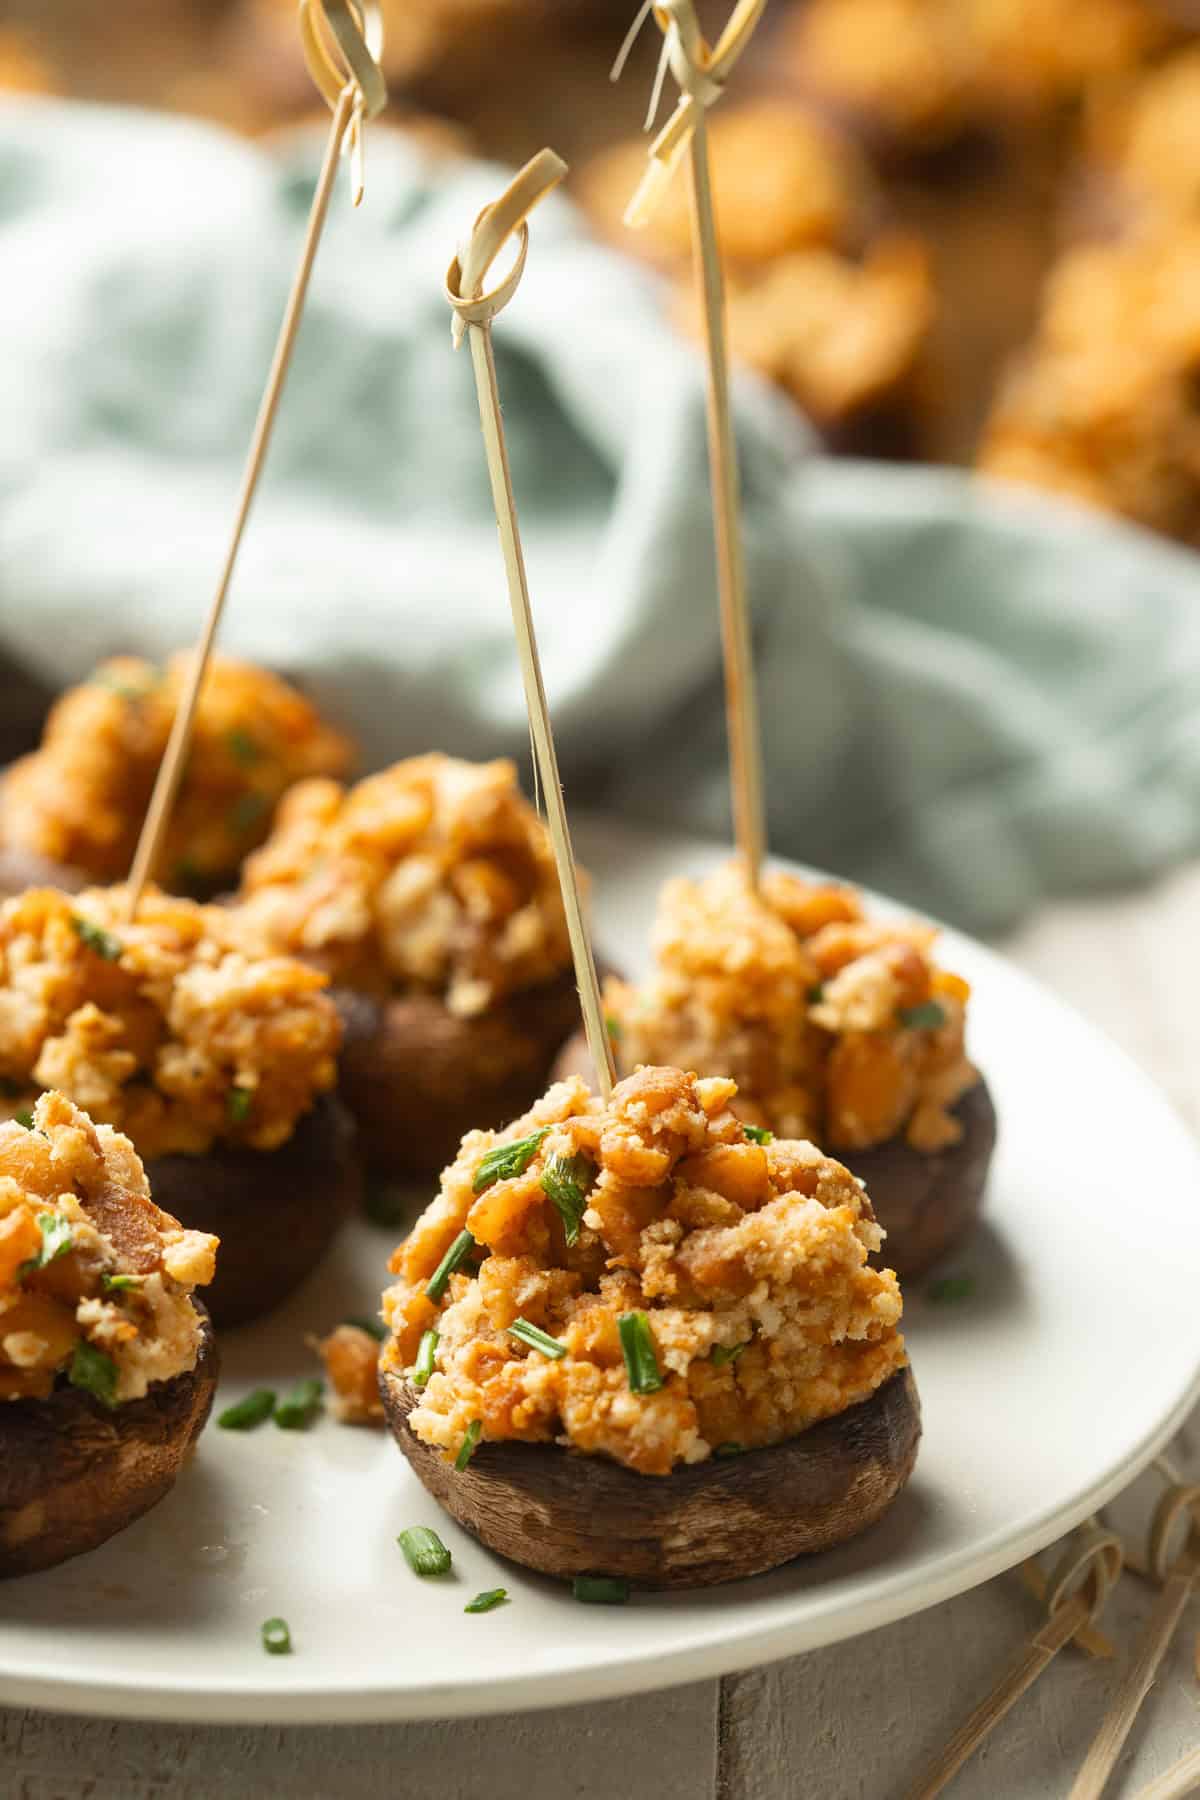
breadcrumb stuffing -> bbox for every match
[0,653,352,890]
[606,862,978,1153]
[0,1091,215,1404]
[0,885,339,1159]
[380,1066,906,1476]
[236,754,571,1016]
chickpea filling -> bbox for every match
[0,1092,216,1405]
[0,652,353,890]
[381,1066,906,1477]
[605,863,978,1155]
[236,754,571,1017]
[0,886,340,1160]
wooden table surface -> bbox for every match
[3,860,1198,1800]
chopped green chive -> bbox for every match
[604,1013,624,1040]
[102,1272,143,1294]
[900,1000,947,1031]
[230,791,269,835]
[274,1377,323,1430]
[68,1340,119,1409]
[808,983,826,1004]
[27,1213,73,1270]
[217,1388,277,1431]
[742,1125,773,1145]
[226,727,262,767]
[261,1618,292,1655]
[454,1419,482,1471]
[344,1315,386,1342]
[426,1230,476,1302]
[465,1588,508,1614]
[507,1317,567,1360]
[12,1109,33,1130]
[711,1341,748,1367]
[618,1311,663,1395]
[540,1151,595,1247]
[714,1442,744,1458]
[573,1575,630,1605]
[71,917,123,962]
[472,1128,549,1194]
[928,1274,974,1304]
[412,1328,439,1389]
[227,1085,253,1125]
[397,1526,453,1577]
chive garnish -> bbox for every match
[604,1014,624,1040]
[808,983,826,1004]
[714,1442,744,1457]
[227,1085,253,1125]
[226,727,262,767]
[711,1341,748,1367]
[102,1272,143,1293]
[68,1340,119,1409]
[618,1311,663,1395]
[412,1328,439,1388]
[344,1315,386,1342]
[465,1588,508,1614]
[261,1618,292,1655]
[12,1109,33,1130]
[274,1377,323,1430]
[218,1388,277,1431]
[26,1213,73,1270]
[454,1419,482,1470]
[71,916,123,961]
[540,1151,594,1246]
[397,1526,453,1577]
[229,791,269,835]
[472,1128,549,1194]
[507,1317,567,1360]
[426,1230,476,1302]
[573,1576,630,1605]
[742,1125,773,1145]
[928,1274,974,1304]
[900,1000,947,1031]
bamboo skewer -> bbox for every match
[615,0,767,887]
[903,1521,1124,1800]
[1069,1473,1200,1800]
[445,152,617,1100]
[125,0,385,917]
[1134,1742,1200,1800]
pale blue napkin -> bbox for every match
[0,100,1197,933]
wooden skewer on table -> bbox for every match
[445,151,616,1100]
[125,0,386,916]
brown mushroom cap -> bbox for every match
[381,1362,921,1589]
[145,1094,361,1328]
[551,1030,995,1281]
[0,1306,218,1580]
[334,972,583,1185]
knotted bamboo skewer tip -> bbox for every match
[446,152,616,1101]
[124,1,385,917]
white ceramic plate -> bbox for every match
[3,816,1199,1724]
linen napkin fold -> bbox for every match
[0,99,1197,934]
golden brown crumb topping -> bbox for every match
[579,100,876,265]
[315,1323,386,1425]
[1085,47,1200,228]
[977,230,1200,541]
[787,0,1173,149]
[382,1066,905,1476]
[606,863,977,1154]
[0,1091,216,1404]
[0,653,353,890]
[236,754,571,1015]
[0,886,339,1160]
[675,236,934,429]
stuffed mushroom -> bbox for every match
[234,753,582,1190]
[378,1064,920,1587]
[555,862,995,1277]
[0,1091,219,1578]
[0,884,357,1326]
